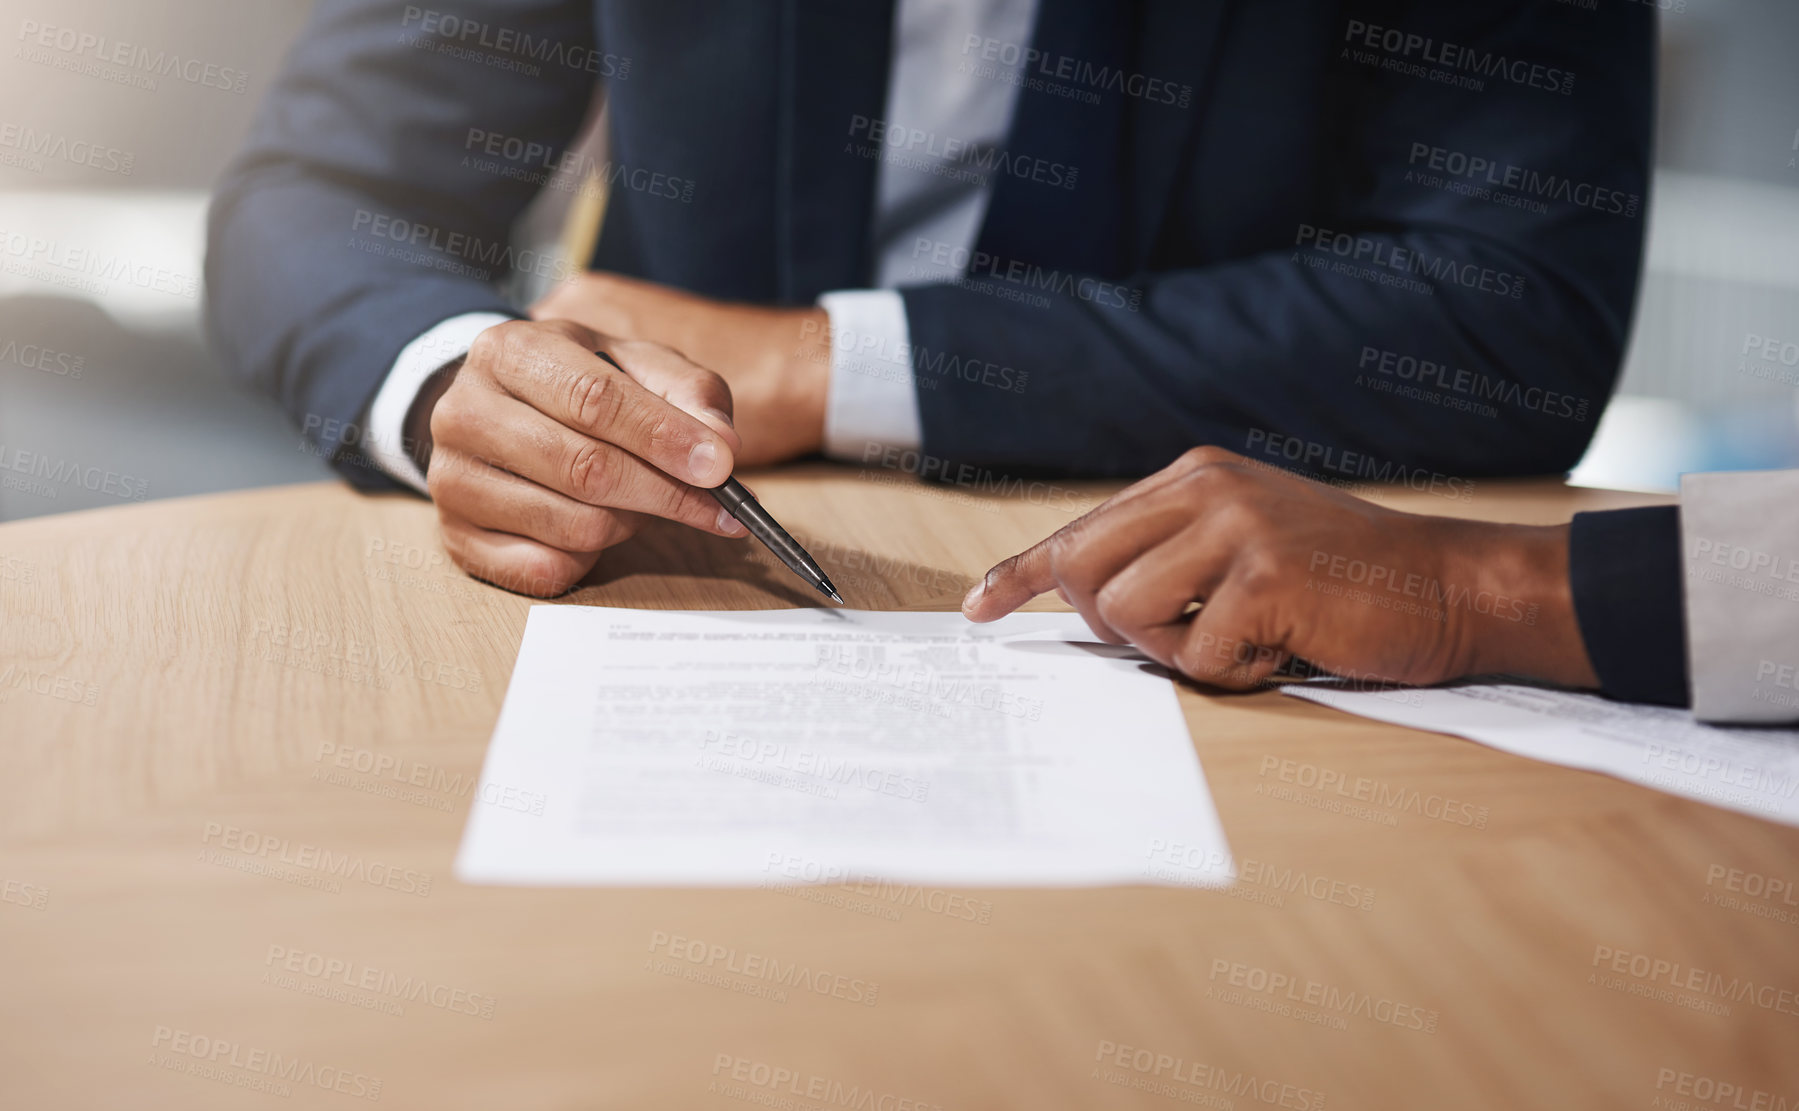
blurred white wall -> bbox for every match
[0,0,326,520]
[1572,0,1799,488]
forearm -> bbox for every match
[205,0,601,485]
[902,236,1626,481]
[206,176,518,487]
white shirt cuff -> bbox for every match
[366,312,515,493]
[818,290,923,461]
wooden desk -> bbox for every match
[3,468,1794,1110]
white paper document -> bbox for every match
[457,606,1230,887]
[1285,682,1799,826]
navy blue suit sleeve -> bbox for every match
[205,0,602,489]
[906,3,1653,481]
[1569,506,1689,707]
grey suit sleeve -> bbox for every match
[1679,470,1799,723]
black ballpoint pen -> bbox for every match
[596,350,843,605]
[709,476,844,605]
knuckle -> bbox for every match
[424,452,465,500]
[1045,526,1081,564]
[1209,498,1268,540]
[1183,461,1227,488]
[611,337,662,362]
[470,319,526,371]
[667,481,716,524]
[1046,533,1099,590]
[1182,461,1252,503]
[983,553,1026,589]
[638,409,689,459]
[1235,550,1287,595]
[517,499,558,547]
[1188,453,1246,479]
[541,316,599,349]
[1093,581,1137,632]
[464,326,502,369]
[567,370,618,431]
[566,440,617,503]
[1178,445,1236,471]
[428,389,469,444]
[563,507,618,553]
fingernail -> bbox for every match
[688,440,721,485]
[962,580,986,612]
[715,507,746,536]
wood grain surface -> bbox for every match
[2,466,1793,1111]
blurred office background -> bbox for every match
[1,0,1795,521]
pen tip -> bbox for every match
[825,587,844,605]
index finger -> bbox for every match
[475,321,734,487]
[961,530,1061,622]
[596,345,742,456]
[961,445,1244,622]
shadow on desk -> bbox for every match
[579,517,974,612]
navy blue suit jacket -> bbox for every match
[207,0,1654,490]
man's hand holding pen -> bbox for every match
[411,318,749,598]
